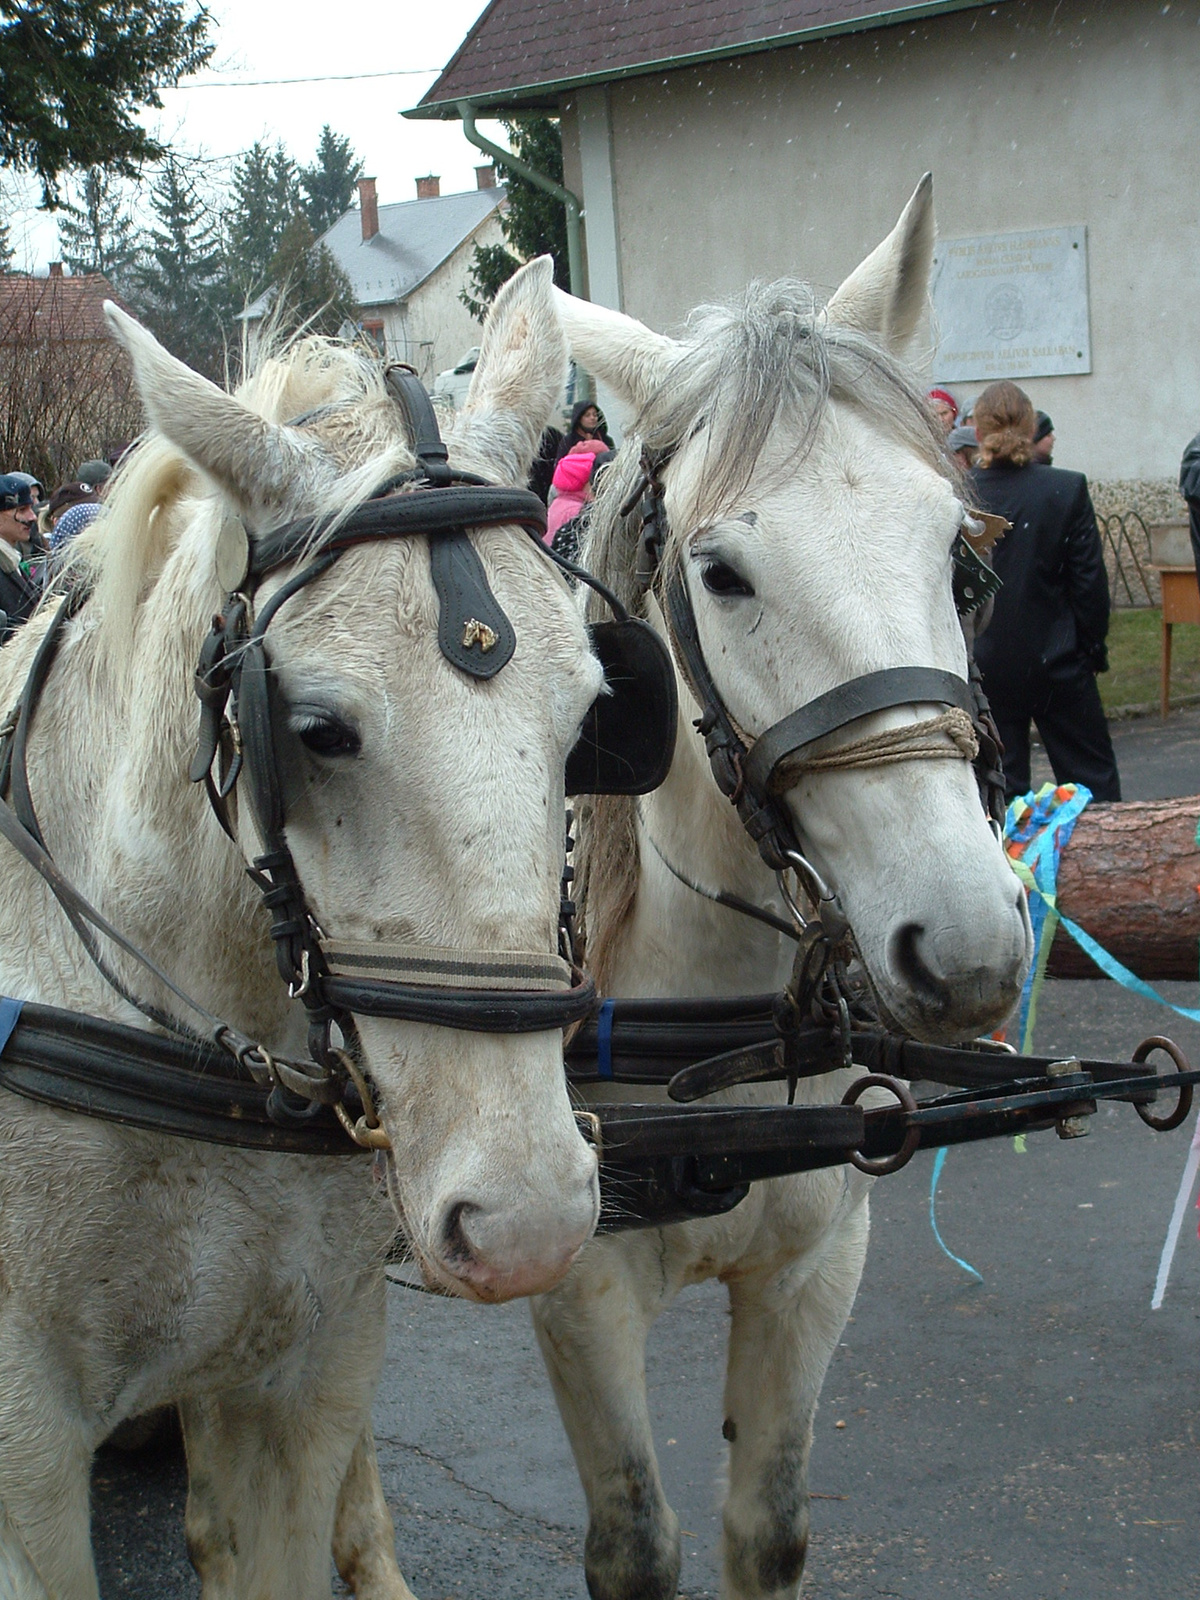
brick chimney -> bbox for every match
[475,164,497,190]
[415,174,441,200]
[357,177,379,242]
[48,261,63,277]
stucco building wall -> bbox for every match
[560,0,1199,484]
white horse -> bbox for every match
[533,181,1032,1600]
[0,259,602,1599]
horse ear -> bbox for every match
[552,288,678,414]
[452,257,568,483]
[824,173,935,354]
[104,302,329,520]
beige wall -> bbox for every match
[561,0,1199,482]
[377,210,506,381]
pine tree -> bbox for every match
[0,215,14,275]
[226,141,302,302]
[58,167,142,290]
[461,117,569,322]
[300,126,363,237]
[136,155,229,380]
[268,213,357,339]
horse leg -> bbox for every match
[532,1245,680,1600]
[719,1198,869,1600]
[0,1337,98,1600]
[182,1382,380,1600]
[0,1495,55,1600]
[332,1426,417,1600]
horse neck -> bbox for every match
[599,669,793,1001]
[5,537,287,1042]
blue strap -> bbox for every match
[0,995,24,1055]
[596,999,615,1080]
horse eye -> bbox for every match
[701,559,754,598]
[293,715,361,758]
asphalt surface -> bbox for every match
[91,709,1200,1599]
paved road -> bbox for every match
[92,712,1200,1599]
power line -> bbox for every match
[174,67,442,89]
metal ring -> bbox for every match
[1132,1036,1193,1132]
[841,1072,920,1176]
[334,1102,392,1150]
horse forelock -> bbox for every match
[63,338,424,682]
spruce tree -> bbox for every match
[268,213,357,339]
[227,141,302,302]
[0,216,14,275]
[136,155,229,380]
[461,117,568,322]
[58,167,142,290]
[300,127,363,237]
[1,0,213,204]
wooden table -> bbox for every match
[1153,564,1200,717]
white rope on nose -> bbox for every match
[772,707,978,787]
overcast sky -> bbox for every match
[4,0,505,272]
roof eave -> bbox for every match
[405,0,996,119]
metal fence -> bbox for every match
[1101,511,1157,608]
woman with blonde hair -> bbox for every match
[970,380,1120,801]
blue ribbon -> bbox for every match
[596,999,615,1080]
[0,995,23,1055]
[929,1146,983,1284]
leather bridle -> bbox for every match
[628,451,1008,884]
[0,371,609,1146]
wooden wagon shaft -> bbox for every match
[1044,796,1200,979]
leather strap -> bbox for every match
[429,530,516,678]
[743,666,976,797]
[247,486,546,577]
[322,970,596,1034]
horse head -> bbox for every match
[556,180,1031,1043]
[103,260,602,1299]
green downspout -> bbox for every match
[457,100,585,301]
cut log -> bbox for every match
[1043,796,1200,979]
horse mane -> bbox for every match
[65,336,412,684]
[575,278,951,987]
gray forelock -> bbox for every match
[581,278,950,615]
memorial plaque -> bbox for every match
[931,226,1091,383]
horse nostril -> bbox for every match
[888,921,951,1011]
[440,1200,477,1269]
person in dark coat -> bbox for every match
[554,399,613,461]
[0,475,45,640]
[528,425,564,504]
[1181,431,1200,579]
[969,381,1120,802]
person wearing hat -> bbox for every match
[1033,412,1055,465]
[927,387,958,434]
[76,459,112,489]
[45,481,102,554]
[0,475,46,639]
[946,423,978,470]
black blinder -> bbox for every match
[566,617,678,796]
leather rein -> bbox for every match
[0,371,603,1151]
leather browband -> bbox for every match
[249,485,548,577]
[743,666,976,797]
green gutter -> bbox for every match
[457,101,585,304]
[405,0,1000,119]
